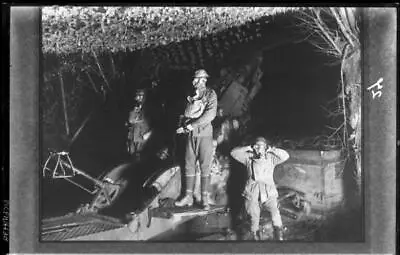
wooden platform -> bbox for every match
[151,205,226,218]
[41,213,124,241]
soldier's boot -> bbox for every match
[201,175,211,210]
[174,194,193,207]
[249,231,260,241]
[201,192,210,210]
[175,175,195,207]
[193,193,202,204]
[193,173,201,204]
[256,230,262,240]
[273,226,284,241]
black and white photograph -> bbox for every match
[8,5,396,253]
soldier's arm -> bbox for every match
[230,145,253,165]
[187,90,218,128]
[268,147,290,165]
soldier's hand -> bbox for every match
[143,131,152,141]
[266,146,274,153]
[176,127,185,134]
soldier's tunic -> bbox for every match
[127,107,151,155]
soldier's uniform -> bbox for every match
[175,69,218,210]
[127,90,152,159]
[230,138,289,240]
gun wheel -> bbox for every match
[90,179,128,211]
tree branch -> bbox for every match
[85,71,99,94]
[313,9,342,56]
[329,7,355,48]
[58,71,70,137]
[92,49,111,91]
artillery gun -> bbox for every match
[42,150,129,213]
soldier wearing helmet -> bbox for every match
[126,88,152,160]
[175,69,218,210]
[230,136,290,241]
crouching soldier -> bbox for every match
[230,137,289,241]
[126,89,152,160]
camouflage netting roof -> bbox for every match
[42,6,302,54]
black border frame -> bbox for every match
[8,5,397,254]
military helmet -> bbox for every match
[135,89,146,95]
[254,136,270,146]
[193,69,210,79]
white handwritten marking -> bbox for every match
[371,90,382,99]
[367,77,384,91]
[367,77,383,99]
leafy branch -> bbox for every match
[297,7,360,156]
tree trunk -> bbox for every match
[343,49,361,193]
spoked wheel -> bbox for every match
[88,162,133,212]
[90,178,128,211]
[277,187,311,220]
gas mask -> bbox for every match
[133,104,142,113]
[190,78,206,98]
[134,92,145,108]
[253,151,263,159]
[252,142,267,159]
[189,86,197,98]
[133,99,143,110]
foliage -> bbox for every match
[40,19,266,138]
[296,8,360,58]
[42,6,299,54]
[296,8,360,143]
[296,8,361,181]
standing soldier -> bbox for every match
[126,89,152,160]
[175,69,218,210]
[230,137,289,241]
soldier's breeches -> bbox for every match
[244,197,283,232]
[263,198,283,227]
[185,135,213,177]
[245,198,261,232]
